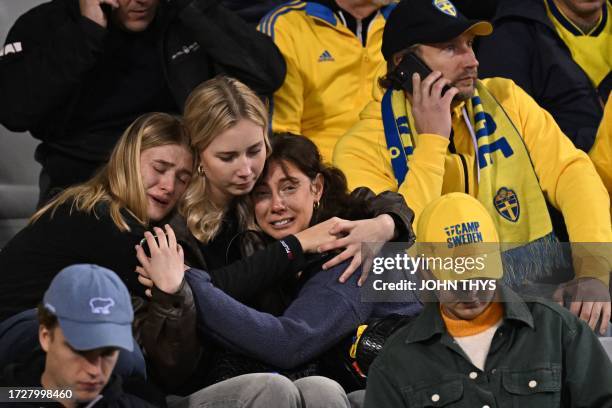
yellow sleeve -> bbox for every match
[589,98,612,207]
[504,80,611,282]
[397,133,450,235]
[258,16,303,135]
[333,101,397,194]
[334,99,450,235]
[505,80,611,243]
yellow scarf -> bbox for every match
[382,82,553,242]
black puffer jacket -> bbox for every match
[0,0,285,199]
[0,349,160,407]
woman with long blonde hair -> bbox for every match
[173,76,406,274]
[0,112,204,390]
[0,112,195,319]
[137,77,412,401]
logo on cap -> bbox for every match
[89,297,115,315]
[444,221,483,248]
[433,0,458,17]
[494,187,520,222]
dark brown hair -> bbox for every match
[259,133,364,225]
[37,303,58,331]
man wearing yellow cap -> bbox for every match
[364,193,612,408]
[333,0,611,331]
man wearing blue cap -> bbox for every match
[0,263,153,407]
[1,264,330,407]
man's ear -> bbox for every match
[312,173,324,201]
[39,325,51,353]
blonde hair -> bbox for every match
[30,113,194,231]
[182,76,270,243]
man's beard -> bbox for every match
[453,88,475,102]
[450,71,478,101]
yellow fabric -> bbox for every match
[349,324,367,359]
[441,302,504,338]
[258,2,388,163]
[387,83,552,243]
[417,193,503,281]
[590,97,612,218]
[545,0,612,87]
[333,75,612,282]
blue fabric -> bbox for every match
[305,2,337,25]
[381,89,410,186]
[380,3,396,20]
[259,1,305,37]
[0,309,147,380]
[185,262,422,370]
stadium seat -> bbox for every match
[0,1,43,248]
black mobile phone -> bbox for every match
[389,53,451,95]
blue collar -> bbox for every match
[305,2,337,25]
[304,2,396,26]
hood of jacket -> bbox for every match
[493,0,559,29]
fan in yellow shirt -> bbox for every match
[258,0,396,163]
[334,0,611,331]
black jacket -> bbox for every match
[221,0,283,25]
[0,349,159,407]
[171,187,416,389]
[0,202,303,392]
[477,0,606,152]
[0,0,285,197]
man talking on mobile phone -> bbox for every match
[333,0,612,333]
[0,0,285,206]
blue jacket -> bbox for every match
[185,261,421,370]
[477,0,606,153]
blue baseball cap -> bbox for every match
[43,264,134,352]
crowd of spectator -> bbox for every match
[0,0,610,407]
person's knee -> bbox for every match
[347,389,365,408]
[244,373,301,407]
[293,376,350,408]
[174,373,302,408]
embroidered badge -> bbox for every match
[433,0,458,17]
[89,298,116,315]
[494,187,520,222]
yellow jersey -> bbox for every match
[545,0,612,88]
[334,76,611,245]
[258,1,395,162]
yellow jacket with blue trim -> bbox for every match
[333,76,612,247]
[258,1,394,163]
